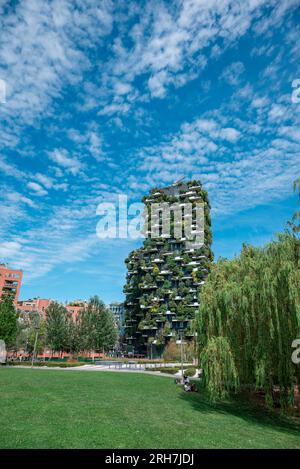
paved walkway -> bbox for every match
[8,364,200,379]
[8,365,177,378]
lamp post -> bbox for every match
[179,322,184,383]
[31,316,40,368]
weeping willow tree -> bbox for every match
[198,182,300,409]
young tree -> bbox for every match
[0,297,17,348]
[27,314,46,356]
[97,305,118,353]
[77,296,117,354]
[65,311,79,355]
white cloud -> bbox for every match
[48,148,83,175]
[219,128,240,142]
[129,102,300,216]
[221,61,245,86]
[0,155,25,179]
[98,102,130,116]
[0,241,22,259]
[99,0,297,108]
[27,181,48,196]
[114,82,132,95]
[35,173,54,189]
[278,126,300,142]
[0,0,113,127]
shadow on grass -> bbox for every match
[179,385,300,438]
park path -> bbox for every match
[7,364,179,378]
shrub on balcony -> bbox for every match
[159,304,167,315]
[162,322,171,336]
[150,305,159,315]
[144,273,153,284]
[138,320,147,331]
[191,271,199,283]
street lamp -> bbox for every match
[179,322,184,383]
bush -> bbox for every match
[7,361,85,368]
[163,341,181,361]
[163,339,197,362]
[146,366,179,374]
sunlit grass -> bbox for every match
[1,368,299,449]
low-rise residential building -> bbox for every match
[0,263,23,304]
[17,298,87,321]
[66,300,88,321]
[108,302,125,333]
[17,298,51,317]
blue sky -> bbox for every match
[0,0,300,304]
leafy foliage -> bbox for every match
[76,296,117,353]
[0,297,17,348]
[45,302,69,353]
[198,182,300,408]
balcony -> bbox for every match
[185,191,197,196]
[4,282,18,288]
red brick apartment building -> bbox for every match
[0,263,22,304]
[17,298,51,317]
[17,298,86,321]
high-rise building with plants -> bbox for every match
[123,180,213,356]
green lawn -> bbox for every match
[1,368,300,449]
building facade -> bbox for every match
[17,298,51,317]
[123,180,213,356]
[0,263,23,304]
[17,298,87,320]
[65,300,88,321]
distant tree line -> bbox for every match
[0,295,118,358]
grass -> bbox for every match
[1,368,300,449]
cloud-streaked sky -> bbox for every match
[0,0,300,303]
